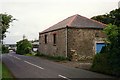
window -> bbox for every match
[96,43,105,53]
[45,35,47,44]
[53,34,56,45]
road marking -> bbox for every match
[24,60,44,70]
[8,54,12,56]
[58,75,71,80]
[8,54,44,70]
[8,54,21,60]
[14,56,21,60]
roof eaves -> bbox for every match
[39,26,67,34]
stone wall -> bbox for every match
[67,28,106,61]
[39,29,67,57]
[39,27,106,60]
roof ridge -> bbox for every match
[67,14,78,26]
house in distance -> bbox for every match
[38,14,106,61]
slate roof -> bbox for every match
[40,14,106,34]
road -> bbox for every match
[1,52,115,79]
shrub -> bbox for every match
[91,24,120,77]
[16,39,32,55]
[91,52,112,75]
[2,45,9,53]
[91,51,120,76]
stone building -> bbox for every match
[39,14,106,61]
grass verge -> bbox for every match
[0,62,15,80]
[35,53,69,62]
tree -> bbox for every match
[0,13,15,54]
[16,39,32,55]
[2,45,9,53]
[0,13,15,41]
[91,24,120,76]
[91,8,120,76]
[91,8,120,27]
[104,24,120,76]
[104,24,119,48]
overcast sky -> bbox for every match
[1,0,120,44]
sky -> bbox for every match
[0,0,120,44]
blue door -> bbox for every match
[96,43,105,53]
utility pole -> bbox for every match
[0,15,3,44]
[118,1,120,8]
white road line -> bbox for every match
[8,54,44,70]
[8,54,21,60]
[24,60,44,70]
[8,54,12,56]
[14,56,21,60]
[58,75,71,80]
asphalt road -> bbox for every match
[1,52,116,79]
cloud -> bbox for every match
[1,0,119,44]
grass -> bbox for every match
[24,51,37,56]
[24,53,34,56]
[0,62,15,80]
[35,53,69,62]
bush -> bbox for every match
[91,52,112,75]
[16,39,32,55]
[91,24,120,77]
[91,51,120,76]
[2,45,9,53]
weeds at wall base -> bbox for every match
[35,53,69,62]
